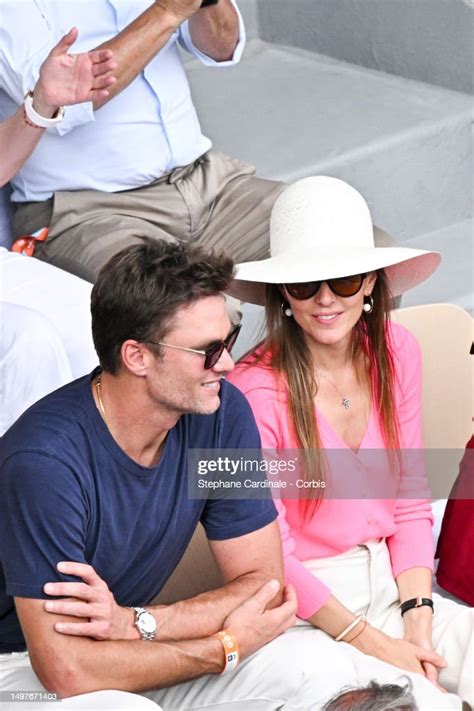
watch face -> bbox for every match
[139,612,156,634]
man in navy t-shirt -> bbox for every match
[0,239,326,710]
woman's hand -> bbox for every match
[33,28,117,117]
[403,606,447,691]
[43,561,138,640]
[350,623,447,678]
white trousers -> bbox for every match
[0,653,159,710]
[298,538,473,708]
[1,542,471,711]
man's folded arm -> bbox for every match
[42,521,284,643]
[16,573,295,698]
[15,596,224,698]
[150,520,284,641]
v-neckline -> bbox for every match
[315,401,374,455]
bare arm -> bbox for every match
[91,0,240,109]
[17,597,223,697]
[92,0,201,109]
[0,28,116,186]
[153,520,284,640]
[306,592,445,680]
[44,521,284,642]
[396,567,434,643]
[395,567,444,689]
[187,0,240,61]
[16,578,295,697]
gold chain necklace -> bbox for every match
[95,376,109,425]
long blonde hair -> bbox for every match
[245,271,400,522]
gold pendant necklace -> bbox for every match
[95,376,109,425]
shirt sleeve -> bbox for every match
[0,1,94,135]
[386,325,435,578]
[237,378,332,618]
[200,383,277,540]
[0,451,89,599]
[178,0,246,66]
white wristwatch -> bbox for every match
[24,91,65,128]
[131,606,157,641]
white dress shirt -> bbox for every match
[0,0,245,202]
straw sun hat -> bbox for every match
[228,176,441,306]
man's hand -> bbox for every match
[34,28,117,117]
[223,580,297,660]
[43,562,137,640]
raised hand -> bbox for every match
[43,561,136,640]
[33,28,117,117]
[223,580,297,660]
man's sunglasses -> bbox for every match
[284,273,367,300]
[148,324,241,370]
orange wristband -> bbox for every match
[213,628,239,673]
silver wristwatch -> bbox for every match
[131,606,157,641]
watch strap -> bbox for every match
[24,91,65,128]
[400,597,434,616]
[131,606,157,641]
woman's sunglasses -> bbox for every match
[148,324,242,370]
[284,273,367,300]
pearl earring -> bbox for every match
[363,295,374,314]
[281,302,293,317]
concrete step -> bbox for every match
[187,39,473,243]
[256,0,474,95]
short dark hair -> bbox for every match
[91,239,234,374]
[323,680,417,711]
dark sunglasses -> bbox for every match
[284,273,367,300]
[149,324,241,370]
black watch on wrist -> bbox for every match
[201,0,219,6]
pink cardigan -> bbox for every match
[228,322,434,618]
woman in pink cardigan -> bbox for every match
[228,177,473,709]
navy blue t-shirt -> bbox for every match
[0,372,276,652]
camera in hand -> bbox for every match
[201,0,219,6]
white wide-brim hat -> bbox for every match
[228,176,441,306]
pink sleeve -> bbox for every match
[229,367,332,618]
[386,325,434,577]
[275,499,332,618]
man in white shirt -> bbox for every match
[0,0,285,283]
[0,248,98,434]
